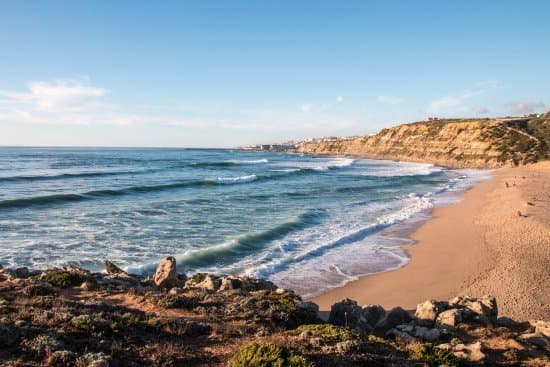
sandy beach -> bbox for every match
[313,162,550,321]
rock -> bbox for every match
[0,324,17,346]
[104,260,126,275]
[413,326,441,342]
[374,307,411,333]
[168,287,183,295]
[219,276,242,291]
[14,267,30,278]
[362,304,386,329]
[436,309,463,328]
[449,295,498,321]
[415,300,447,325]
[518,333,548,348]
[80,280,96,291]
[496,317,521,328]
[275,287,286,294]
[153,256,180,289]
[22,281,54,296]
[386,328,415,342]
[452,342,486,362]
[295,301,319,315]
[47,350,77,366]
[328,299,363,330]
[197,274,221,291]
[335,340,360,353]
[530,320,550,339]
[76,352,111,367]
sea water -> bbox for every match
[0,147,490,297]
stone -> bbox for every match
[328,298,363,330]
[449,295,498,321]
[219,276,242,291]
[22,282,54,296]
[153,256,180,289]
[436,309,463,328]
[530,320,550,339]
[415,300,447,325]
[295,301,319,315]
[197,274,221,291]
[168,287,183,295]
[518,333,548,348]
[452,342,485,362]
[14,267,30,278]
[80,281,96,291]
[374,307,411,333]
[413,326,441,342]
[362,304,386,329]
[386,328,415,342]
[104,260,126,275]
[335,340,360,353]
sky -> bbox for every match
[0,1,549,147]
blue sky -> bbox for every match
[0,1,548,147]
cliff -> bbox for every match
[297,116,550,168]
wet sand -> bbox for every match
[312,162,550,321]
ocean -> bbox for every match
[0,147,489,298]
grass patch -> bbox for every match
[294,324,361,341]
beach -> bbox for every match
[313,161,550,321]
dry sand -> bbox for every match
[312,162,550,321]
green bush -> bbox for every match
[409,344,456,366]
[43,270,82,288]
[294,324,361,341]
[228,343,313,367]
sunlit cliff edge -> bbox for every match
[293,115,550,168]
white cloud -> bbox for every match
[0,78,362,139]
[505,101,547,115]
[300,103,313,113]
[426,82,497,116]
[377,95,402,105]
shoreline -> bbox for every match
[312,162,550,321]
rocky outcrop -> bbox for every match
[153,256,182,289]
[296,117,550,168]
[0,261,548,366]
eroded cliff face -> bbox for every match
[297,118,549,168]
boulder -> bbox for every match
[196,274,221,291]
[413,326,441,342]
[530,320,550,339]
[436,309,464,328]
[415,300,447,325]
[153,256,180,289]
[219,276,242,291]
[328,298,363,330]
[104,260,127,275]
[14,267,30,278]
[518,333,548,348]
[362,305,386,330]
[374,307,411,333]
[295,301,319,315]
[449,295,498,321]
[452,342,486,362]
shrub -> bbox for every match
[294,324,361,342]
[43,270,82,288]
[228,343,313,367]
[409,344,456,366]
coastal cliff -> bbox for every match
[297,115,550,168]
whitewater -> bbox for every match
[0,147,489,297]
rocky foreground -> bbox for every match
[0,258,548,366]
